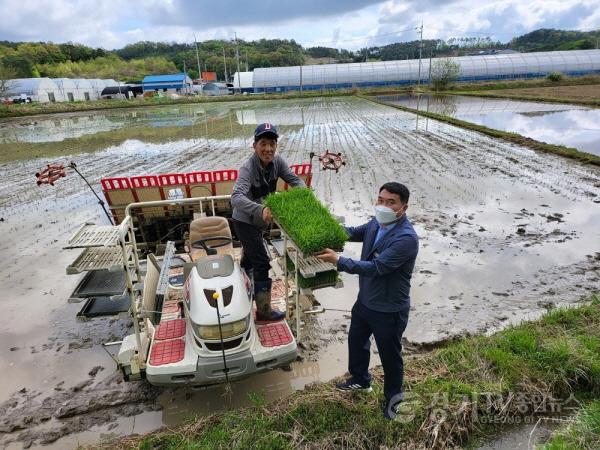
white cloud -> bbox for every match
[0,0,597,50]
[373,0,600,45]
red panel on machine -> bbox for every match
[161,300,181,315]
[158,173,186,186]
[101,177,131,190]
[213,169,238,182]
[149,339,185,365]
[130,175,159,188]
[155,319,186,340]
[257,322,293,347]
[186,171,213,183]
[291,164,312,175]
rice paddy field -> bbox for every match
[0,96,599,448]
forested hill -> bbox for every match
[0,28,597,81]
[510,29,600,52]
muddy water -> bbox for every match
[378,94,600,156]
[1,97,599,448]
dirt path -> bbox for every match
[0,97,599,448]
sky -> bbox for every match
[0,0,599,50]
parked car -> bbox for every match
[11,94,32,104]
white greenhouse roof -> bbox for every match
[4,78,57,96]
[253,49,600,89]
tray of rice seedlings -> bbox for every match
[286,256,341,290]
[264,188,348,255]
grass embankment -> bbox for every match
[444,74,600,92]
[541,400,600,450]
[441,75,600,107]
[441,88,600,108]
[100,296,600,450]
[363,95,600,167]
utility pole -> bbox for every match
[222,47,228,83]
[193,34,202,82]
[244,50,249,72]
[417,21,423,87]
[234,32,242,93]
[428,52,433,86]
[183,60,188,94]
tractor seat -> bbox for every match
[189,216,234,261]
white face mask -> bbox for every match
[374,205,398,225]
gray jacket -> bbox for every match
[231,153,305,227]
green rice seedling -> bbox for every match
[264,188,349,254]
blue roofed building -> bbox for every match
[142,73,193,94]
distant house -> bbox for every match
[142,73,193,94]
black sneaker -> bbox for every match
[335,378,373,393]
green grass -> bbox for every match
[96,295,600,450]
[540,400,600,450]
[364,95,600,167]
[265,188,349,254]
[442,74,600,92]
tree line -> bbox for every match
[1,28,598,82]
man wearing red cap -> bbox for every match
[231,123,305,321]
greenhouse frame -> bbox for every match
[251,49,600,92]
[2,78,61,103]
[3,78,125,102]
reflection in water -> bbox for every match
[0,100,312,162]
[378,94,600,156]
[159,360,322,425]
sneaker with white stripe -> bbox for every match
[335,378,373,393]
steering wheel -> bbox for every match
[191,236,233,252]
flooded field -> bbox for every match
[379,94,600,156]
[1,97,599,448]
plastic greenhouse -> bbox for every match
[52,78,78,101]
[252,49,600,92]
[2,78,62,102]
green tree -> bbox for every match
[430,58,460,90]
[0,54,35,77]
[0,62,18,97]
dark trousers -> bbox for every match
[348,300,409,401]
[232,219,271,282]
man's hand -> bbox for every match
[316,248,339,265]
[262,206,273,223]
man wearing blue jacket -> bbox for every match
[316,182,418,419]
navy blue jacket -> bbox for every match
[337,215,419,313]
